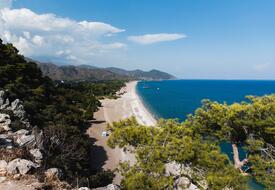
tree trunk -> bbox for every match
[232,143,248,170]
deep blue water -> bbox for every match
[137,80,275,190]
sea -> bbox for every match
[136,79,275,190]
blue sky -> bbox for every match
[1,0,275,79]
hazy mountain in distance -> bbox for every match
[105,67,176,80]
[28,59,176,81]
[37,63,128,81]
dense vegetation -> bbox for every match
[108,96,275,189]
[0,39,125,187]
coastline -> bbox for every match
[87,80,157,184]
[127,81,157,126]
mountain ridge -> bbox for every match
[33,60,176,81]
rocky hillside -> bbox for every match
[0,90,63,189]
[0,90,120,190]
[36,62,176,81]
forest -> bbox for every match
[0,39,125,187]
[107,96,275,189]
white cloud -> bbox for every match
[253,62,271,72]
[128,33,186,45]
[0,7,126,64]
[0,0,13,9]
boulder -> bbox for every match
[165,161,182,176]
[0,114,11,131]
[174,177,191,190]
[15,133,35,147]
[10,99,25,119]
[7,159,39,175]
[45,168,63,179]
[15,129,29,136]
[93,184,120,190]
[29,149,43,161]
[0,160,7,176]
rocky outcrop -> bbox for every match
[6,158,39,175]
[0,91,47,187]
[15,132,35,147]
[0,90,30,129]
[165,162,201,190]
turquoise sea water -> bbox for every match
[136,80,275,190]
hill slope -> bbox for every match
[36,62,176,81]
[38,63,127,81]
[105,67,176,80]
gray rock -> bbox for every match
[174,177,191,190]
[7,159,39,175]
[0,91,30,129]
[45,168,63,179]
[0,114,11,131]
[0,160,7,176]
[29,149,43,161]
[79,188,90,190]
[15,134,35,147]
[0,134,9,139]
[165,161,182,176]
[93,184,120,190]
[14,129,30,136]
[10,99,25,119]
[0,98,9,110]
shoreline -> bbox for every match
[128,81,157,126]
[87,80,157,184]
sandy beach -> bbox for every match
[87,81,157,183]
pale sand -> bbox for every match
[87,81,157,184]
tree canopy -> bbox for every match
[108,95,275,190]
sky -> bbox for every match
[0,0,275,79]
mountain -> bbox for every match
[37,63,128,81]
[106,67,176,80]
[35,61,176,81]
